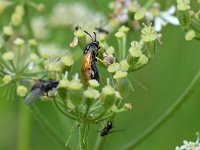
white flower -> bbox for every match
[176,135,200,150]
[146,4,179,32]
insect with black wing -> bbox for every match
[24,79,59,105]
[100,121,113,136]
[95,21,109,34]
[81,31,100,84]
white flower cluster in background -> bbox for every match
[176,135,200,150]
[49,2,106,32]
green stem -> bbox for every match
[79,123,89,150]
[30,104,66,148]
[123,69,200,150]
[144,0,155,9]
[17,104,31,150]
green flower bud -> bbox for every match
[59,79,70,88]
[74,29,86,48]
[102,85,115,96]
[68,79,83,90]
[113,71,128,79]
[129,47,142,57]
[141,24,157,42]
[111,105,118,112]
[106,46,114,54]
[11,13,22,26]
[138,54,148,64]
[28,39,38,46]
[185,30,195,41]
[134,10,145,20]
[3,51,14,60]
[83,88,100,99]
[119,25,130,33]
[14,38,24,46]
[120,59,129,72]
[108,63,120,73]
[61,55,74,66]
[3,26,13,36]
[15,5,24,16]
[47,62,61,72]
[177,0,190,11]
[115,31,125,39]
[17,85,28,97]
[88,79,99,88]
[30,53,40,62]
[2,75,12,84]
[124,103,133,110]
[37,3,45,12]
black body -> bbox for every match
[83,31,100,82]
[100,121,113,136]
[25,79,59,105]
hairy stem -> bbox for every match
[123,69,200,150]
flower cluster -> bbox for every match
[109,0,179,32]
[176,0,200,41]
[176,134,200,150]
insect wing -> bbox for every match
[24,88,43,105]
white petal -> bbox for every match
[161,13,179,25]
[166,5,176,15]
[154,17,166,31]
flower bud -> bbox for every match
[83,88,100,99]
[11,13,22,26]
[28,39,38,46]
[185,30,195,41]
[177,0,190,11]
[120,59,129,72]
[108,63,120,73]
[102,85,115,96]
[129,47,142,57]
[14,38,24,46]
[58,79,70,88]
[119,25,130,33]
[2,75,12,84]
[61,55,74,66]
[47,62,61,72]
[74,29,86,48]
[124,103,133,110]
[115,31,125,39]
[17,85,28,97]
[15,5,24,16]
[3,51,14,60]
[138,54,148,64]
[113,71,128,79]
[106,46,114,54]
[68,79,83,90]
[88,79,99,88]
[134,9,145,20]
[37,3,45,12]
[3,26,13,36]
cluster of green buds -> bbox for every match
[176,0,200,41]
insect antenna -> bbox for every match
[93,32,97,41]
[84,31,93,41]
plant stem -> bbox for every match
[79,123,89,150]
[17,104,31,150]
[123,69,200,150]
[30,104,66,149]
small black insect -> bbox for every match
[100,121,113,136]
[82,31,100,83]
[25,79,59,105]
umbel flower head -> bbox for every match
[176,134,200,150]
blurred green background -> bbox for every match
[0,0,200,150]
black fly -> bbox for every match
[100,121,113,136]
[24,79,59,105]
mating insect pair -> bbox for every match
[82,31,101,83]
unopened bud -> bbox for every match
[138,54,148,64]
[3,51,14,60]
[17,85,28,97]
[2,75,12,84]
[14,38,24,46]
[185,30,195,41]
